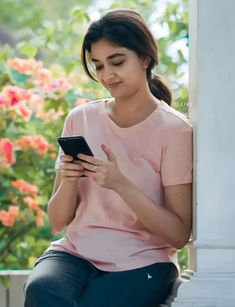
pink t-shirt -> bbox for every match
[49,99,193,273]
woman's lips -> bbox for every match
[107,81,122,89]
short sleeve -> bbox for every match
[54,114,73,170]
[161,124,193,186]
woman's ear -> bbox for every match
[141,56,151,69]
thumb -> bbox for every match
[101,144,116,162]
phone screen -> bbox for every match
[57,136,94,161]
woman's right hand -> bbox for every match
[60,154,85,181]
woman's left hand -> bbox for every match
[77,144,126,190]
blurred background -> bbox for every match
[0,0,189,275]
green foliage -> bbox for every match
[178,247,188,272]
[0,0,44,30]
[1,0,190,114]
[0,0,190,272]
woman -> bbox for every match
[24,8,193,307]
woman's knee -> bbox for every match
[24,275,78,307]
[24,275,52,299]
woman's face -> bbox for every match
[90,39,148,99]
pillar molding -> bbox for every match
[170,0,235,306]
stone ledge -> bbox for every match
[0,270,30,307]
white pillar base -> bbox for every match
[169,270,235,307]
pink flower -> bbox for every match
[0,94,7,106]
[15,135,55,154]
[0,86,32,120]
[15,136,32,150]
[1,85,31,106]
[34,68,52,88]
[47,78,72,97]
[36,209,45,227]
[28,94,64,121]
[51,79,71,90]
[0,206,19,227]
[23,196,39,210]
[2,86,31,106]
[7,58,43,75]
[6,87,21,106]
[35,107,64,121]
[28,93,44,113]
[11,179,39,196]
[0,138,15,167]
[33,135,50,154]
[15,103,32,121]
[9,205,19,218]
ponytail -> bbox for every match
[148,74,172,106]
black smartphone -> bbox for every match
[57,136,94,161]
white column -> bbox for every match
[171,0,235,306]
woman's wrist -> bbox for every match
[60,178,79,190]
[114,174,133,195]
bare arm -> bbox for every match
[115,178,192,249]
[47,155,85,232]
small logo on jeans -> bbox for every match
[147,273,152,280]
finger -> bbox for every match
[73,160,83,165]
[101,144,116,162]
[79,161,98,172]
[61,163,84,171]
[61,170,84,177]
[83,169,97,178]
[77,154,103,165]
[60,154,73,162]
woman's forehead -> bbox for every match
[90,40,131,60]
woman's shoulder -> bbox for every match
[158,100,192,131]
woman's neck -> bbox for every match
[113,91,159,115]
[106,91,160,128]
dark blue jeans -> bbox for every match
[24,250,178,307]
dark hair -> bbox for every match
[81,9,172,106]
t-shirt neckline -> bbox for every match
[101,99,163,134]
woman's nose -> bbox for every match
[102,70,115,83]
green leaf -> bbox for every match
[0,275,10,288]
[58,56,76,73]
[71,6,88,23]
[0,44,14,61]
[18,42,38,58]
[10,69,30,84]
[65,89,79,104]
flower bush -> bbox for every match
[0,50,103,269]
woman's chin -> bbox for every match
[109,92,120,99]
[109,91,126,100]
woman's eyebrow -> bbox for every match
[91,53,126,62]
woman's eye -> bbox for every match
[112,62,124,67]
[95,61,124,71]
[95,66,103,71]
